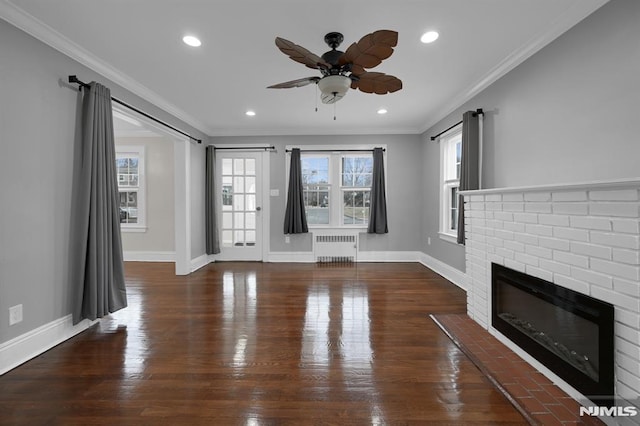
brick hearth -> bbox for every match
[432,313,604,425]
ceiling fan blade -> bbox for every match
[275,37,331,70]
[352,72,402,94]
[267,76,321,89]
[339,30,398,69]
[350,64,366,76]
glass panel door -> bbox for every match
[217,152,262,260]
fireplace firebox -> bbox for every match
[491,263,614,406]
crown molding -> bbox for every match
[207,125,422,137]
[418,0,610,135]
[0,0,212,136]
[114,129,163,139]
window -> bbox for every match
[439,127,462,242]
[290,146,381,228]
[341,156,372,225]
[116,146,145,231]
[220,157,257,247]
[301,156,330,225]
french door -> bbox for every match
[216,152,263,261]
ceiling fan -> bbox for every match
[267,30,402,104]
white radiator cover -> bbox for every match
[314,233,358,263]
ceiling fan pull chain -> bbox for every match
[333,101,337,121]
[315,84,318,112]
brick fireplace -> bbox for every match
[461,179,640,413]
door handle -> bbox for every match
[256,207,262,211]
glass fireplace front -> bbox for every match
[491,263,614,406]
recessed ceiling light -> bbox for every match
[182,35,202,47]
[245,110,256,117]
[420,31,439,44]
[377,108,388,115]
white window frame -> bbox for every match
[439,126,462,243]
[286,144,386,230]
[116,145,146,232]
[340,154,373,227]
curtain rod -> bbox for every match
[285,148,385,153]
[68,75,202,144]
[430,108,484,141]
[213,146,276,151]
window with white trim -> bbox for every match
[439,126,462,242]
[116,146,145,231]
[290,147,380,228]
[340,155,372,226]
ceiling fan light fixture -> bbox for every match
[420,31,439,44]
[317,75,351,104]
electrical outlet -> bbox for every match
[285,236,290,244]
[9,304,23,326]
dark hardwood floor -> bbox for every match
[0,262,526,425]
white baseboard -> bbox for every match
[266,250,470,285]
[190,254,211,272]
[418,252,468,290]
[267,251,315,263]
[0,315,95,375]
[269,250,420,263]
[357,250,421,262]
[188,250,468,295]
[123,251,175,262]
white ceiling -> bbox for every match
[1,0,608,137]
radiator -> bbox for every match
[314,234,357,263]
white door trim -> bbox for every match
[213,148,270,261]
[112,104,193,275]
[174,140,191,275]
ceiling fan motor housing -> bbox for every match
[321,32,345,71]
[321,50,345,69]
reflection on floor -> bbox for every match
[0,262,527,425]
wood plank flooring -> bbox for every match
[0,262,527,425]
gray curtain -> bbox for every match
[457,111,480,244]
[205,146,221,254]
[367,147,388,234]
[283,148,308,234]
[71,82,127,324]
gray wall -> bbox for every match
[115,136,175,253]
[420,131,467,272]
[0,18,207,344]
[211,134,423,254]
[421,0,640,271]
